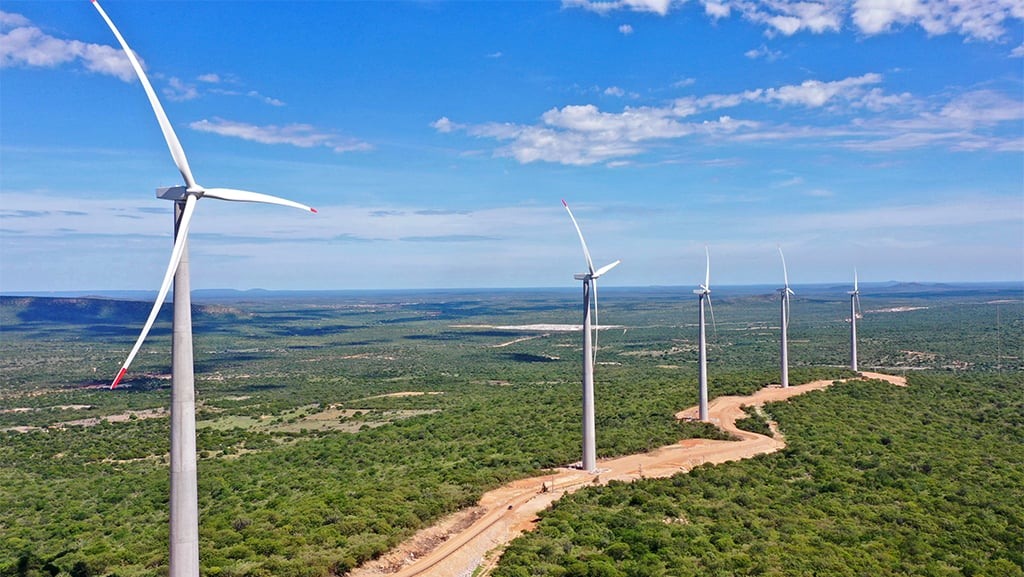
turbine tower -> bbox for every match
[92,3,315,577]
[849,269,861,372]
[693,247,715,422]
[777,248,794,388]
[563,200,619,473]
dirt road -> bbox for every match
[350,372,906,577]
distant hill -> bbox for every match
[0,296,246,329]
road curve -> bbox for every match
[349,372,906,577]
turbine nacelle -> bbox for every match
[158,186,190,201]
[574,259,620,281]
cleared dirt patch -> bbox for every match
[198,404,439,435]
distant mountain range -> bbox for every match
[3,281,1021,303]
[2,282,1020,329]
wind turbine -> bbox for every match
[777,248,794,388]
[849,269,861,372]
[91,2,315,576]
[693,247,715,422]
[563,200,619,473]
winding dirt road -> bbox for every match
[350,372,906,577]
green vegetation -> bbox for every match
[733,405,772,437]
[0,284,1021,576]
[493,373,1024,577]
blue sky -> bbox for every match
[2,0,1022,292]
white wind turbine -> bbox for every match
[778,247,794,388]
[693,246,716,422]
[563,200,620,473]
[849,269,862,373]
[92,2,316,576]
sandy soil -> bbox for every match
[349,371,906,577]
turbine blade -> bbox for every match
[592,278,600,366]
[111,195,198,388]
[778,246,790,289]
[786,294,791,328]
[855,293,862,318]
[562,200,595,275]
[91,0,198,191]
[854,268,859,292]
[707,295,718,338]
[593,259,620,278]
[202,188,318,213]
[704,245,710,290]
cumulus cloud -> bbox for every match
[563,0,675,16]
[247,91,286,107]
[435,73,1017,164]
[733,0,844,36]
[164,77,199,101]
[671,73,904,117]
[0,11,135,81]
[704,2,731,18]
[618,24,634,34]
[852,0,1023,41]
[190,118,372,153]
[761,73,883,107]
[0,11,29,27]
[431,116,462,133]
[745,44,782,60]
[937,90,1024,126]
[563,1,1022,41]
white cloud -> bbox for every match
[704,2,731,18]
[164,77,199,102]
[431,116,461,133]
[190,118,372,153]
[247,90,285,107]
[1012,44,1024,57]
[852,0,1024,41]
[541,104,692,140]
[563,0,676,16]
[773,176,805,188]
[618,23,635,34]
[745,44,782,60]
[805,188,834,197]
[719,0,845,36]
[761,73,883,107]
[563,1,1022,42]
[837,89,1024,151]
[938,90,1024,126]
[198,73,221,83]
[0,12,134,81]
[604,85,626,96]
[672,73,900,115]
[436,74,1018,164]
[0,11,29,27]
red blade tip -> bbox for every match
[310,207,318,214]
[111,367,127,389]
[561,199,568,207]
